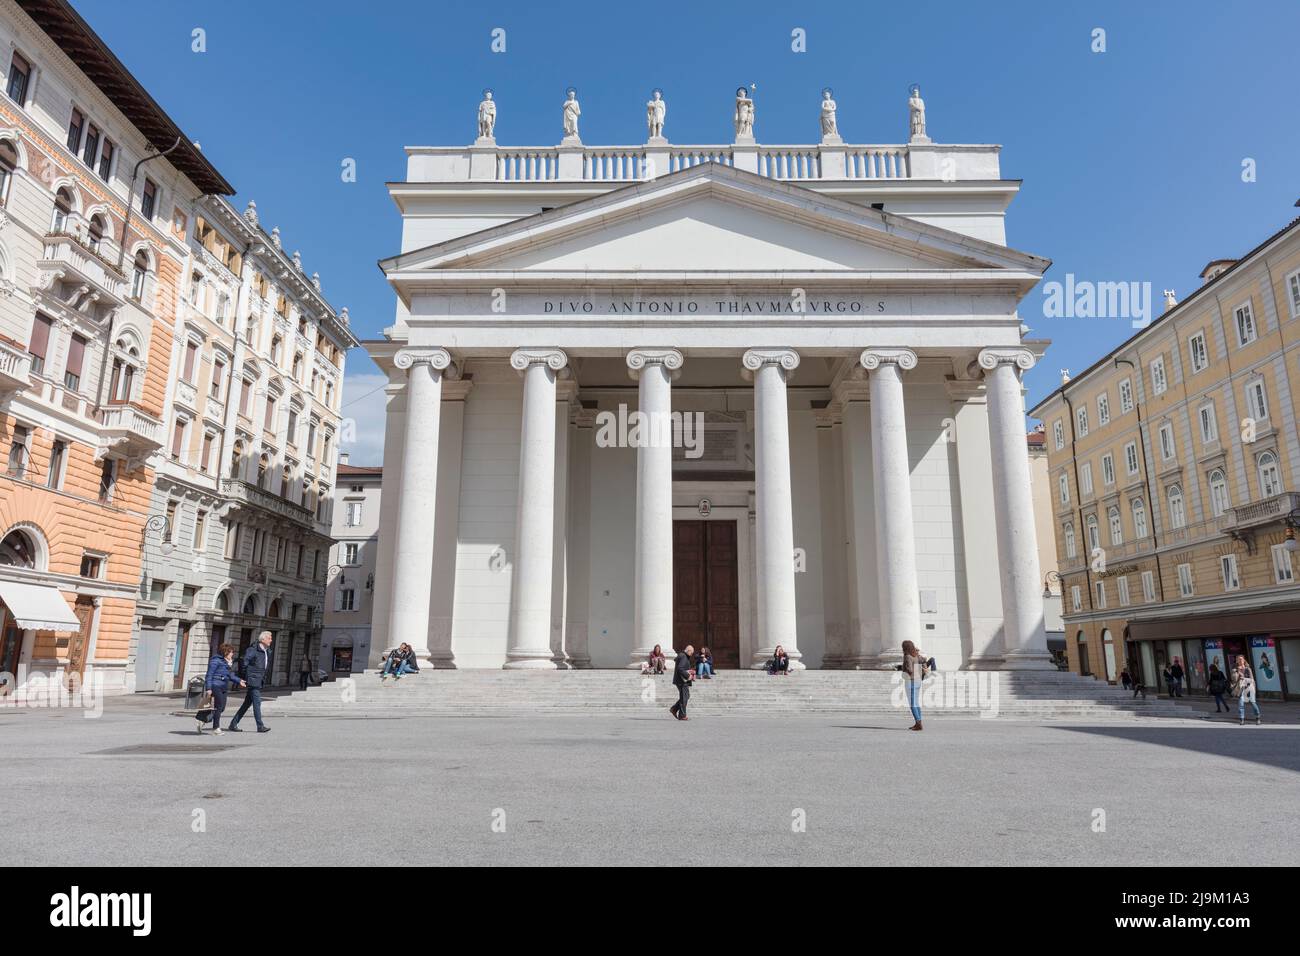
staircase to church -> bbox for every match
[261,669,1199,720]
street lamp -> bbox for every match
[1042,569,1061,598]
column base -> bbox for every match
[961,654,1006,671]
[503,654,558,670]
[998,650,1057,670]
[567,655,593,669]
[422,652,458,670]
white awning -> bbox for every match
[0,580,81,632]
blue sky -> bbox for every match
[76,0,1300,464]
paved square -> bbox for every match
[5,700,1297,866]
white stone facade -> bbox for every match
[369,124,1055,671]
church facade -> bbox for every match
[366,91,1056,671]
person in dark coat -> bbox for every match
[669,644,694,721]
[197,643,244,735]
[1169,658,1185,697]
[1207,663,1230,713]
[229,630,272,733]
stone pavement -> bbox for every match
[4,693,1296,866]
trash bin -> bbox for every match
[185,676,205,710]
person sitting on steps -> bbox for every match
[765,645,790,675]
[642,644,668,675]
[694,646,714,680]
[380,643,419,681]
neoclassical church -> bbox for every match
[365,89,1055,672]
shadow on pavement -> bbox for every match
[1054,724,1300,773]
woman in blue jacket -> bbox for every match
[197,643,245,735]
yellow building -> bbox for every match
[1029,213,1300,700]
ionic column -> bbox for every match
[386,347,451,667]
[743,348,802,669]
[626,348,683,666]
[979,347,1054,669]
[506,348,568,669]
[565,408,597,668]
[861,348,919,662]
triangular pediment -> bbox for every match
[382,163,1048,281]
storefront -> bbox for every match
[1128,604,1300,701]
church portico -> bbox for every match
[370,103,1055,674]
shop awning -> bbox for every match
[0,580,81,632]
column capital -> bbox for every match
[741,348,800,380]
[859,347,917,372]
[510,348,568,373]
[394,347,452,372]
[977,347,1036,374]
[626,347,684,380]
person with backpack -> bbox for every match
[901,639,928,731]
[1207,662,1231,714]
[228,630,273,733]
[196,643,244,735]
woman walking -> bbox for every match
[198,643,245,736]
[1207,662,1231,714]
[1233,655,1261,726]
[901,639,927,731]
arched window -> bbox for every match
[189,271,203,307]
[1209,469,1229,516]
[1108,506,1123,546]
[1086,514,1100,551]
[0,528,38,568]
[1063,523,1077,560]
[271,335,283,365]
[1131,498,1149,539]
[131,250,149,300]
[1076,630,1091,676]
[0,140,18,203]
[1258,452,1282,498]
[87,214,106,254]
[1167,484,1186,530]
[257,453,270,489]
[280,466,292,499]
[51,187,73,233]
[267,599,281,619]
[245,317,258,347]
[1101,628,1118,682]
[242,594,258,616]
[214,591,229,613]
[229,439,245,480]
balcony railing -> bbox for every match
[0,339,32,394]
[221,478,314,527]
[38,232,126,301]
[96,403,164,459]
[1219,492,1300,533]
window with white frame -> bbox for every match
[1167,484,1186,529]
[1094,581,1106,609]
[1053,419,1064,450]
[1198,402,1218,444]
[1125,441,1139,476]
[1059,473,1070,504]
[1150,356,1167,396]
[346,500,363,527]
[1272,543,1295,584]
[1234,302,1257,346]
[1064,523,1077,559]
[1102,453,1115,486]
[1076,406,1089,438]
[1119,378,1134,414]
[1071,585,1082,612]
[1220,553,1241,591]
[1209,469,1230,517]
[1158,422,1175,460]
[1108,506,1123,545]
[344,542,359,565]
[1287,269,1300,318]
[1117,576,1130,607]
[1086,514,1100,550]
[1258,451,1282,497]
[1097,392,1110,426]
[1246,378,1268,421]
[1141,569,1156,602]
[1080,462,1094,496]
[1177,563,1194,597]
[1132,498,1149,538]
[1188,332,1208,373]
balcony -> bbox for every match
[220,478,315,528]
[96,403,164,461]
[38,233,126,306]
[0,338,32,395]
[1219,492,1300,534]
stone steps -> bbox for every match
[259,670,1198,720]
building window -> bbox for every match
[1234,302,1256,346]
[98,458,116,503]
[1102,453,1115,487]
[224,520,242,560]
[1108,506,1123,545]
[51,188,72,233]
[287,409,299,445]
[47,439,67,490]
[64,334,87,391]
[79,554,103,579]
[1287,269,1300,318]
[1141,570,1156,602]
[1117,576,1130,607]
[182,341,199,383]
[171,417,187,461]
[1086,514,1100,551]
[1118,378,1133,414]
[87,215,105,254]
[1150,357,1167,396]
[1272,544,1295,584]
[1258,452,1282,497]
[1124,441,1139,476]
[346,501,363,527]
[1052,419,1064,450]
[193,510,207,551]
[264,395,278,431]
[0,140,17,204]
[1158,422,1175,461]
[1063,523,1076,560]
[1246,379,1268,422]
[1058,473,1069,505]
[1094,581,1106,609]
[163,500,178,543]
[344,542,360,565]
[131,250,149,300]
[1080,462,1093,497]
[28,314,53,374]
[6,51,31,105]
[1208,469,1230,517]
[67,107,84,152]
[1198,402,1218,444]
[200,431,215,473]
[1188,332,1208,373]
[149,579,169,605]
[1177,562,1194,597]
[1132,498,1149,539]
[1097,393,1110,426]
[141,178,157,219]
[1070,585,1082,612]
[97,138,114,181]
[82,122,100,169]
[1220,554,1240,591]
[6,424,30,478]
[339,588,356,612]
[1075,406,1089,438]
[1167,485,1186,529]
[210,357,226,400]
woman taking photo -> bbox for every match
[901,639,927,731]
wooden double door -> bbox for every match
[672,520,740,668]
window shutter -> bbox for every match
[333,588,342,612]
[66,335,87,377]
[29,314,53,359]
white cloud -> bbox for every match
[337,371,387,466]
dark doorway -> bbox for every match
[673,520,740,668]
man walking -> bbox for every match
[229,630,273,734]
[669,643,694,721]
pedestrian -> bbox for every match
[299,654,312,690]
[668,643,694,721]
[1120,668,1132,691]
[901,639,927,731]
[1169,657,1185,697]
[1207,662,1230,714]
[196,643,244,736]
[1232,655,1261,726]
[1162,663,1176,698]
[228,630,272,734]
